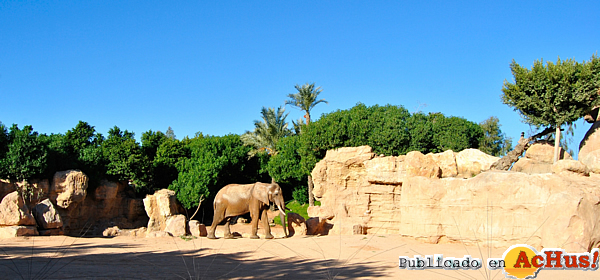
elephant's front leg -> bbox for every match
[261,208,274,239]
[250,209,260,239]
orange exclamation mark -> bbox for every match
[593,251,598,269]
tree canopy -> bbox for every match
[502,55,600,161]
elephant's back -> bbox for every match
[214,184,252,202]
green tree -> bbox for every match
[2,125,47,182]
[102,126,149,191]
[285,83,328,206]
[479,116,513,156]
[502,55,600,162]
[241,106,292,156]
[152,137,188,190]
[169,134,253,209]
[0,122,10,178]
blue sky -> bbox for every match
[1,1,599,157]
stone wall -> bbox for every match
[0,170,148,237]
[310,145,600,251]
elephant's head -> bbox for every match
[252,180,288,237]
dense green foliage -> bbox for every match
[479,116,513,156]
[1,125,48,181]
[0,101,500,212]
[502,56,600,129]
[168,134,268,208]
[297,103,484,174]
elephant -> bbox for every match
[207,180,288,239]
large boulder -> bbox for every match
[552,159,589,176]
[50,170,89,209]
[287,212,307,237]
[164,214,187,236]
[364,156,406,184]
[188,220,207,237]
[0,191,36,226]
[580,121,600,173]
[32,199,63,229]
[0,226,38,238]
[405,151,441,178]
[513,142,572,174]
[143,189,180,232]
[428,150,458,178]
[454,149,499,178]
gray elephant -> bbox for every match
[207,180,288,239]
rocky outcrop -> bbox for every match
[50,170,89,209]
[286,212,307,237]
[189,220,207,237]
[0,192,36,226]
[0,170,149,237]
[580,121,600,173]
[310,145,600,251]
[454,149,499,178]
[143,189,181,235]
[32,199,63,230]
[164,214,187,236]
[512,142,572,174]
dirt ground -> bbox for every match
[1,223,599,279]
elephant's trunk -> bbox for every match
[279,209,288,238]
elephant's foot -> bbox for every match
[207,234,217,239]
[264,234,274,239]
[224,234,235,239]
[249,235,260,239]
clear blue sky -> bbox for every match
[1,1,599,157]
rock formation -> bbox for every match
[0,170,149,237]
[310,145,600,251]
[512,142,572,174]
[143,189,186,236]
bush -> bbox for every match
[292,185,308,205]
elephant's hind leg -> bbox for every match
[208,207,225,239]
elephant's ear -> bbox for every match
[252,183,270,205]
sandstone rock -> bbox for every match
[103,226,121,237]
[323,146,375,167]
[512,157,553,174]
[398,172,600,251]
[164,214,187,236]
[405,151,441,178]
[307,206,334,220]
[50,170,89,208]
[428,150,458,178]
[306,217,332,235]
[32,199,63,229]
[579,121,600,173]
[552,160,589,176]
[286,212,307,237]
[0,226,38,238]
[364,156,406,184]
[143,189,180,232]
[0,192,36,226]
[311,145,600,251]
[455,149,499,178]
[524,142,571,163]
[119,227,147,237]
[188,220,207,237]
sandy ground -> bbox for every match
[1,223,599,280]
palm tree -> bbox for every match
[285,83,328,206]
[241,106,291,156]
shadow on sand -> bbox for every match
[0,240,388,279]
